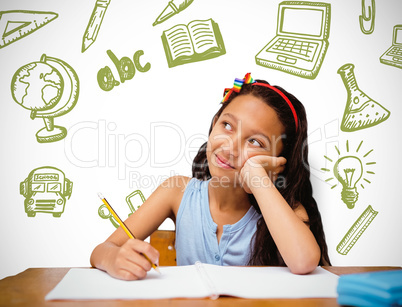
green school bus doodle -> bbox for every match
[20,166,73,217]
[11,54,79,143]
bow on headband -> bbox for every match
[221,73,255,103]
[220,73,299,132]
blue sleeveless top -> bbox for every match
[175,178,261,266]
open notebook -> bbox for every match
[46,262,339,300]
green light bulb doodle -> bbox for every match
[333,156,363,209]
[322,140,376,209]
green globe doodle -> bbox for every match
[11,54,79,143]
[11,62,64,112]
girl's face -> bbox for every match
[206,94,285,181]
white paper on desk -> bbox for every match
[45,264,339,300]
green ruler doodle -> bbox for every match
[337,205,378,255]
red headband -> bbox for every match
[252,82,299,132]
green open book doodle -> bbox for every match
[161,18,225,68]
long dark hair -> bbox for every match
[192,79,331,266]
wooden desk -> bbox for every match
[0,266,400,306]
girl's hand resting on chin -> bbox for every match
[240,155,287,194]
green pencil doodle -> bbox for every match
[0,10,58,49]
[82,0,111,53]
[338,64,391,132]
[255,1,331,79]
[153,0,194,26]
[97,49,151,91]
[379,25,402,69]
[161,18,226,68]
[20,166,73,217]
[11,54,79,143]
[98,190,146,228]
[321,140,376,209]
[337,205,378,255]
[359,0,375,35]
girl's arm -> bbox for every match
[90,176,190,280]
[241,157,321,274]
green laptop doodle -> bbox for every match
[255,1,331,79]
[379,25,402,69]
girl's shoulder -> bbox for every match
[160,175,192,192]
[158,176,192,215]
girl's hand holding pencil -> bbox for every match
[102,239,160,281]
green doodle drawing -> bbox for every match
[82,0,111,53]
[359,0,375,34]
[20,166,73,217]
[161,18,226,68]
[337,205,378,255]
[322,140,376,209]
[338,64,391,132]
[379,25,402,69]
[126,190,146,216]
[11,54,79,143]
[98,190,146,228]
[255,1,330,79]
[153,0,194,26]
[97,49,151,91]
[0,10,58,49]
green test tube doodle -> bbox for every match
[338,64,391,132]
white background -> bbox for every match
[0,0,401,279]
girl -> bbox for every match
[90,73,331,280]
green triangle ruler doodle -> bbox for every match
[0,10,58,49]
[338,64,391,132]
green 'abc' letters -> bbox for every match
[97,49,151,91]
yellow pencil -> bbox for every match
[97,192,160,274]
